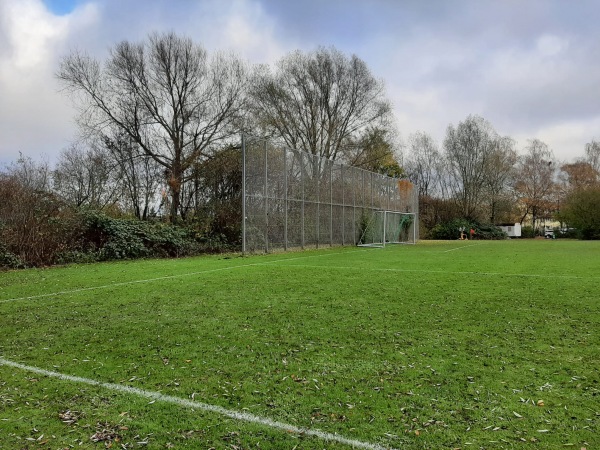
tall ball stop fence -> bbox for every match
[242,138,418,253]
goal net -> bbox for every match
[358,211,417,247]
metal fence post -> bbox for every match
[352,168,357,245]
[371,171,374,210]
[316,156,319,249]
[341,165,345,246]
[241,134,246,254]
[284,147,288,251]
[301,151,305,249]
[264,140,268,253]
[330,160,333,247]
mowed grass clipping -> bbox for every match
[0,240,599,449]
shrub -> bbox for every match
[429,218,471,240]
[558,187,600,240]
[521,226,535,238]
[356,211,374,244]
[0,176,81,267]
[0,243,24,269]
[475,223,507,240]
[429,219,506,240]
[555,227,578,239]
[79,211,201,260]
[197,232,238,253]
[54,250,100,265]
[79,211,148,260]
[141,222,201,257]
[0,163,241,268]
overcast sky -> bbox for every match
[1,0,600,167]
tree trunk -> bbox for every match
[170,187,180,223]
[168,163,183,223]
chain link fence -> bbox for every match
[242,138,418,252]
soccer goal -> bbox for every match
[358,211,417,247]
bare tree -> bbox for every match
[53,143,120,209]
[57,32,249,222]
[584,139,600,176]
[404,131,456,232]
[250,47,392,161]
[404,131,444,198]
[513,139,557,230]
[101,129,162,220]
[483,136,518,223]
[443,115,500,220]
[3,153,51,192]
[1,157,75,267]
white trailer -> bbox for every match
[498,223,521,238]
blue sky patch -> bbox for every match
[42,0,79,15]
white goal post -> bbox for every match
[358,211,417,247]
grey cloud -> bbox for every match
[2,0,600,165]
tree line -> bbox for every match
[0,32,399,267]
[404,116,600,238]
[1,32,600,267]
[54,32,399,223]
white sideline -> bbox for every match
[280,264,594,280]
[0,357,395,450]
[0,249,371,305]
[442,243,481,252]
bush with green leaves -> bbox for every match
[558,187,600,240]
[0,242,24,269]
[0,202,237,269]
[475,223,508,240]
[554,227,578,239]
[429,219,506,240]
[81,212,149,260]
[520,225,535,238]
[79,211,201,260]
[429,218,471,240]
[0,162,242,268]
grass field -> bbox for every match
[1,240,599,449]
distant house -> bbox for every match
[498,223,521,238]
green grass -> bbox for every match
[1,240,599,449]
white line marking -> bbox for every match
[0,249,371,304]
[278,264,596,280]
[443,243,481,253]
[0,357,394,450]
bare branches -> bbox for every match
[250,46,392,161]
[405,131,444,198]
[52,143,121,209]
[513,139,557,227]
[443,115,501,219]
[585,140,600,175]
[57,32,249,221]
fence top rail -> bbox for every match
[242,137,408,184]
